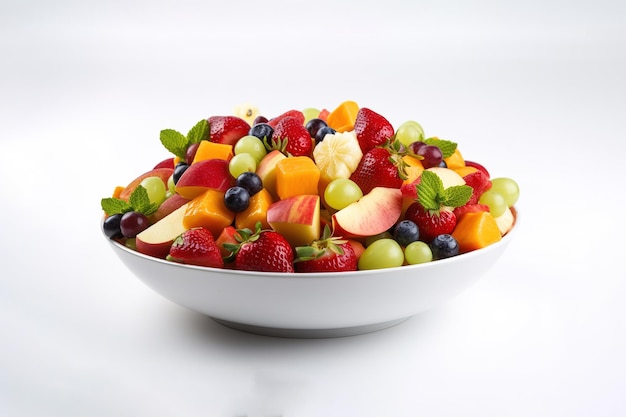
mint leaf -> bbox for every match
[160,129,188,160]
[442,184,473,208]
[416,170,444,211]
[187,119,209,144]
[101,197,131,215]
[424,137,457,158]
[128,186,158,216]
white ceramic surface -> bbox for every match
[105,212,517,338]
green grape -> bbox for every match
[323,178,363,210]
[229,153,257,178]
[404,241,433,264]
[479,190,507,217]
[490,177,519,207]
[395,120,424,147]
[358,238,405,270]
[302,107,320,125]
[140,176,167,205]
[167,175,175,194]
[234,135,267,163]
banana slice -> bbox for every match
[313,131,363,180]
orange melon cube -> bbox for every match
[192,140,234,164]
[453,165,479,177]
[444,148,465,170]
[183,189,235,237]
[235,188,274,231]
[326,100,359,132]
[275,156,320,200]
[402,155,424,185]
[452,211,502,253]
[112,185,125,199]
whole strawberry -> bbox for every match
[167,227,224,268]
[354,107,395,153]
[208,115,251,145]
[349,141,407,195]
[294,226,357,273]
[267,109,305,128]
[270,116,312,157]
[405,170,473,243]
[225,222,295,273]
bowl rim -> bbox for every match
[103,207,519,279]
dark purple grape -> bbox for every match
[185,142,200,164]
[417,145,443,168]
[249,123,274,142]
[224,186,250,212]
[173,162,189,184]
[408,141,427,154]
[253,115,269,125]
[429,234,459,259]
[315,126,336,143]
[305,118,328,139]
[120,211,150,238]
[236,172,263,196]
[393,220,420,246]
[103,213,124,239]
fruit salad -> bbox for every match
[101,101,519,273]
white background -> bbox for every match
[1,0,625,416]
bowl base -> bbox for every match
[212,316,412,338]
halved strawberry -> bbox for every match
[267,110,305,128]
[225,222,294,272]
[349,141,407,195]
[208,115,250,145]
[167,227,224,268]
[294,226,357,273]
[353,107,395,153]
[270,116,313,157]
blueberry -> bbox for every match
[429,234,460,259]
[102,213,124,239]
[236,172,263,196]
[249,123,274,142]
[315,126,336,143]
[224,186,250,213]
[393,220,420,247]
[173,162,189,184]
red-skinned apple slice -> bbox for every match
[267,194,321,247]
[149,194,189,223]
[332,187,402,238]
[256,149,286,200]
[175,158,235,200]
[136,203,189,259]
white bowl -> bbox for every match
[105,212,517,338]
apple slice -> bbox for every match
[255,149,286,200]
[149,194,189,223]
[175,158,234,200]
[136,203,189,259]
[426,167,466,189]
[332,187,402,238]
[494,206,515,235]
[267,194,321,247]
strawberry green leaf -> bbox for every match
[100,197,132,216]
[187,119,209,144]
[442,184,473,208]
[128,186,158,216]
[416,170,444,211]
[160,128,188,159]
[424,138,457,158]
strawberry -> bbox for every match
[404,170,473,242]
[166,227,224,268]
[353,107,395,153]
[294,226,357,273]
[349,141,407,195]
[225,223,295,272]
[267,109,305,128]
[270,116,313,157]
[462,170,492,205]
[208,115,251,145]
[453,203,490,219]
